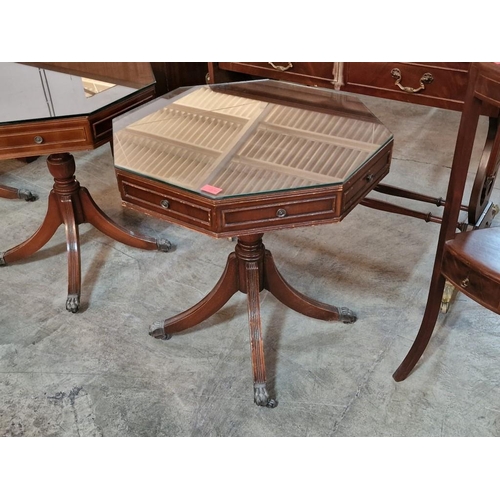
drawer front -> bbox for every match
[220,193,339,233]
[219,62,338,87]
[343,147,392,214]
[343,63,470,110]
[116,171,213,230]
[0,120,90,159]
[442,247,500,313]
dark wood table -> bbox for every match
[113,80,394,407]
[0,63,171,312]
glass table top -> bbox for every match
[113,80,393,199]
[0,63,144,125]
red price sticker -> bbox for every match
[201,185,223,195]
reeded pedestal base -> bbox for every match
[150,233,356,407]
[1,153,171,312]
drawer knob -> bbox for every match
[267,62,293,72]
[160,199,170,209]
[34,135,44,144]
[460,277,470,288]
[365,174,374,182]
[391,68,434,94]
[276,208,287,218]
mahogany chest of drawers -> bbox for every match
[208,62,471,111]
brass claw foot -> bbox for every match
[339,307,357,324]
[254,383,278,408]
[156,238,172,252]
[149,321,172,340]
[66,294,80,313]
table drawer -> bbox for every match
[117,168,344,236]
[343,149,392,214]
[0,120,90,158]
[219,62,337,87]
[343,63,470,109]
[117,172,213,229]
[442,246,500,313]
[220,194,339,232]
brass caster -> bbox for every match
[254,384,278,408]
[157,238,172,252]
[18,189,38,202]
[66,294,80,313]
[149,321,172,340]
[339,307,357,324]
[441,280,456,314]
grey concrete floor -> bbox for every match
[1,94,499,437]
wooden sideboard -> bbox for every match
[207,62,471,111]
[150,62,209,97]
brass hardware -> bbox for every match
[267,62,293,72]
[160,199,170,209]
[366,174,374,182]
[276,208,287,218]
[391,68,434,93]
[460,277,470,288]
[34,135,44,144]
[330,62,344,89]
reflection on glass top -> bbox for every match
[113,80,393,199]
[0,63,140,124]
[81,77,116,98]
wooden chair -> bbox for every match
[393,62,500,382]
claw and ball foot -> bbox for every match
[149,321,172,340]
[254,384,278,408]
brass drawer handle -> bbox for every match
[267,62,293,72]
[366,174,374,182]
[34,135,44,144]
[276,208,287,218]
[460,277,470,288]
[391,68,434,93]
[160,199,170,209]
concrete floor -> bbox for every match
[1,94,499,437]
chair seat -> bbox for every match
[443,227,500,313]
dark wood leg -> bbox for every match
[1,152,171,312]
[149,254,239,339]
[58,195,82,313]
[80,187,171,251]
[263,250,356,323]
[392,273,446,381]
[237,236,278,407]
[0,183,37,201]
[151,233,355,407]
[0,192,61,265]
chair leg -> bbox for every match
[393,273,447,381]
